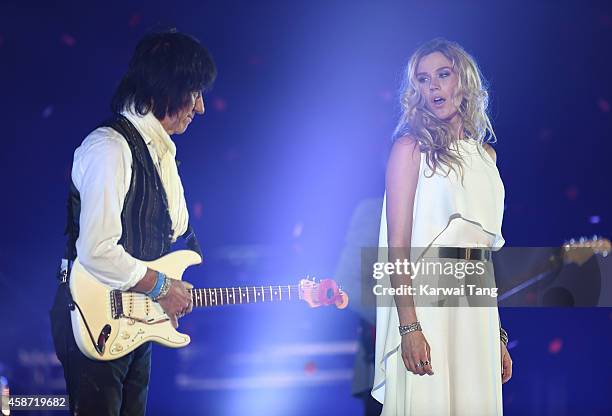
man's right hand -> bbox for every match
[157,279,193,328]
[131,268,194,328]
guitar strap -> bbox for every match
[180,223,203,259]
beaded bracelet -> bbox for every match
[146,271,164,299]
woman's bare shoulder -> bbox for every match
[392,135,421,159]
[387,135,421,180]
[395,135,420,148]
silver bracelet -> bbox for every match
[153,275,171,302]
[500,327,509,345]
[399,321,422,336]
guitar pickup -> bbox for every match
[110,290,124,319]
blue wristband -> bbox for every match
[147,271,166,299]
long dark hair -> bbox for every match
[111,29,217,119]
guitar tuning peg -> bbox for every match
[579,236,586,244]
[569,238,576,245]
[592,234,599,241]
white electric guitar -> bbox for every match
[69,250,349,361]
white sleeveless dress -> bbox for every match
[372,139,505,415]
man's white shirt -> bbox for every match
[71,109,189,290]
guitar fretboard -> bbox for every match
[190,285,301,308]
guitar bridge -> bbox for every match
[110,290,124,319]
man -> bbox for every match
[50,30,216,415]
[334,197,384,416]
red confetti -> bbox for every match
[548,338,563,354]
[193,202,203,219]
[224,148,239,162]
[128,13,142,28]
[538,127,552,142]
[378,89,393,102]
[61,34,76,47]
[304,361,317,375]
[525,292,537,305]
[211,97,227,112]
[248,55,263,66]
[598,98,610,113]
[565,186,579,200]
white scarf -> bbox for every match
[122,108,189,242]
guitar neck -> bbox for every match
[498,252,562,295]
[190,285,302,308]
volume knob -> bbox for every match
[111,344,124,353]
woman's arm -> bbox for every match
[386,136,433,376]
[485,142,513,383]
[385,136,421,325]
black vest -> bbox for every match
[64,114,201,262]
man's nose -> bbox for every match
[194,95,205,115]
[429,79,440,91]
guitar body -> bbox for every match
[69,250,202,361]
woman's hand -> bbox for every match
[401,331,434,376]
[501,341,513,383]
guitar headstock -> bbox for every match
[562,235,611,266]
[299,277,349,309]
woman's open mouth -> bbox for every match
[432,97,446,108]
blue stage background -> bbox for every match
[1,1,611,415]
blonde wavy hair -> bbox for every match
[393,38,496,178]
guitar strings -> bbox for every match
[121,287,338,306]
[124,288,325,302]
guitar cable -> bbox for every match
[59,263,106,356]
[67,295,107,356]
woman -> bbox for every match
[372,38,512,415]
